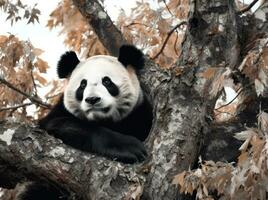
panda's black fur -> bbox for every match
[39,45,152,164]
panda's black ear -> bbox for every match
[57,51,80,78]
[118,45,144,70]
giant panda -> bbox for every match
[39,45,152,164]
[15,45,152,200]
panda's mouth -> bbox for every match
[86,106,111,113]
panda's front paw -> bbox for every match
[106,135,147,164]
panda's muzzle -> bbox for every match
[85,96,101,105]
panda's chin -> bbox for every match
[86,106,110,114]
[84,106,111,121]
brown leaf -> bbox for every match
[34,58,48,73]
[238,151,248,166]
[33,48,44,56]
[34,72,47,86]
[258,111,268,134]
[158,19,169,35]
[200,68,217,79]
[172,171,186,186]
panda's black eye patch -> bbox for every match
[76,79,87,101]
[102,76,112,86]
[102,76,119,96]
[80,79,87,89]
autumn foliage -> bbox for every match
[0,0,268,199]
[173,112,268,200]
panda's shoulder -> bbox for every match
[39,96,79,127]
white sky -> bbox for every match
[0,0,259,89]
[0,0,257,71]
[0,0,138,77]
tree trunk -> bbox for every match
[0,0,267,199]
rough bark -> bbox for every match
[0,0,266,200]
[71,0,126,57]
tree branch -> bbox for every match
[71,0,126,57]
[152,21,187,60]
[214,87,243,111]
[237,0,259,14]
[0,122,145,199]
[124,22,150,28]
[0,77,51,109]
[0,103,33,112]
[162,0,174,17]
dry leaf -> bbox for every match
[200,68,217,79]
[172,171,186,186]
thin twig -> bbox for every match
[237,0,259,14]
[214,109,235,117]
[46,92,62,100]
[152,21,187,60]
[0,77,51,109]
[173,31,179,56]
[30,69,38,96]
[163,0,174,17]
[125,22,150,28]
[162,0,180,56]
[0,103,33,112]
[215,88,243,111]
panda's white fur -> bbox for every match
[64,55,143,122]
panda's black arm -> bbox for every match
[39,116,147,164]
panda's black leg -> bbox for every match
[91,127,148,163]
[39,118,147,163]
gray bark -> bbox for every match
[1,0,268,199]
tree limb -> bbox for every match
[237,0,259,14]
[0,103,33,112]
[0,77,51,109]
[71,0,127,57]
[0,122,145,199]
[152,21,187,60]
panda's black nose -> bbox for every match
[85,97,101,105]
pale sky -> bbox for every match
[0,0,261,115]
[0,0,257,72]
[0,0,259,82]
[0,0,137,77]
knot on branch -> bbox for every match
[189,15,208,39]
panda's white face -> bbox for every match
[63,55,142,122]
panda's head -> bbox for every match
[57,45,145,122]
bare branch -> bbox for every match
[237,0,259,14]
[152,21,187,60]
[72,0,126,56]
[124,22,150,28]
[173,31,179,56]
[163,0,174,17]
[45,93,62,100]
[0,77,51,109]
[215,88,243,111]
[0,103,33,112]
[30,69,38,96]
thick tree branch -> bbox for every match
[0,122,145,199]
[71,0,126,57]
